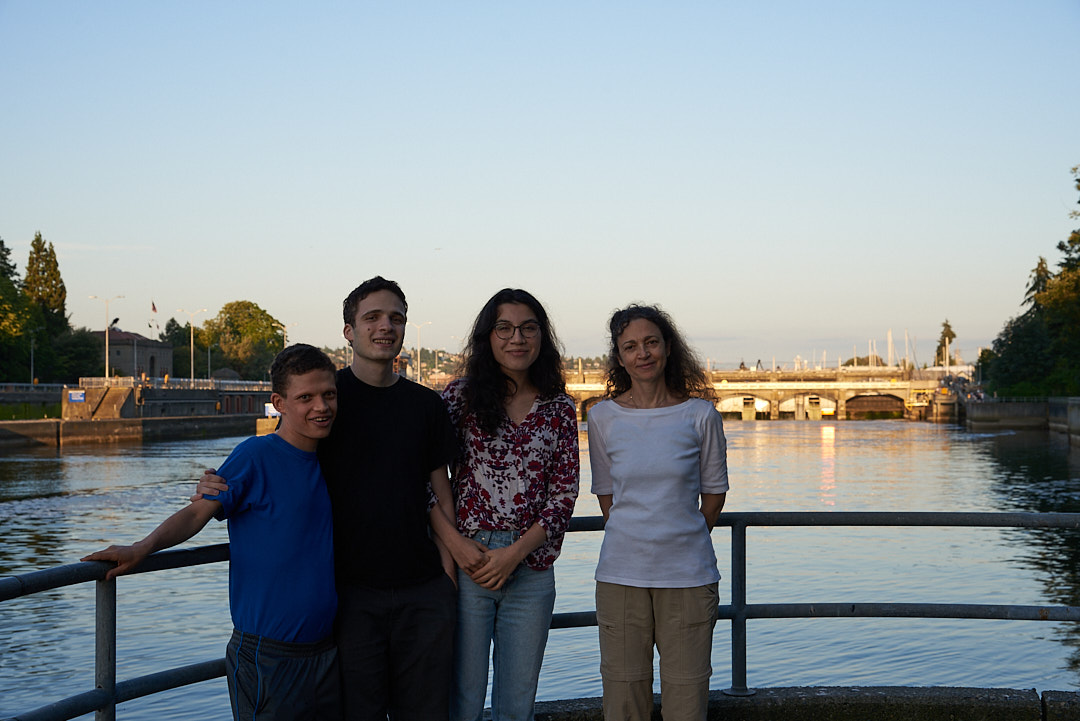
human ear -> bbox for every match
[270,393,285,414]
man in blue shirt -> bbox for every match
[84,344,341,721]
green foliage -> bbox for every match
[159,317,189,347]
[0,237,30,380]
[0,403,62,420]
[203,301,283,380]
[23,232,68,337]
[934,319,957,366]
[0,237,18,283]
[984,311,1053,395]
[984,166,1080,396]
[842,355,885,367]
[53,328,104,382]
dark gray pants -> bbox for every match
[226,628,342,720]
[335,572,457,720]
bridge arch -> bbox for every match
[843,392,905,419]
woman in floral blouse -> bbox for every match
[436,288,580,721]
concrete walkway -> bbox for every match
[532,687,1080,720]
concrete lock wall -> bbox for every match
[533,687,1080,721]
[966,401,1050,431]
[0,415,259,448]
[0,419,59,448]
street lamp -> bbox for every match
[274,321,298,349]
[29,326,44,383]
[177,308,207,382]
[408,321,431,385]
[90,295,124,378]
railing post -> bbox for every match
[95,578,117,721]
[724,519,754,696]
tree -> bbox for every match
[23,232,68,337]
[0,236,18,283]
[1024,257,1051,308]
[0,236,32,380]
[984,166,1080,396]
[984,312,1053,395]
[202,301,283,380]
[1055,165,1080,272]
[53,328,104,382]
[159,317,190,348]
[934,319,957,366]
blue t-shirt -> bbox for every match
[213,433,337,643]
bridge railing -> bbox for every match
[3,512,1080,720]
[0,383,65,394]
[77,378,271,392]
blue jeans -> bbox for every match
[450,530,556,721]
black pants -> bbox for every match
[226,629,341,721]
[335,573,457,721]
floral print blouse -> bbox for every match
[441,378,580,571]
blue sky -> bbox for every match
[2,1,1077,368]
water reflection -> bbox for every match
[4,424,1080,719]
[819,424,836,506]
[982,430,1080,671]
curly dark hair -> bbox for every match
[460,288,566,436]
[270,344,336,396]
[604,304,713,400]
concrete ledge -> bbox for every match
[0,415,259,448]
[1045,691,1080,721]
[0,419,59,448]
[535,687,1054,720]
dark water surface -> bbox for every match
[2,421,1080,719]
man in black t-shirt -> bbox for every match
[318,276,459,720]
[200,276,460,720]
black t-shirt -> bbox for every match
[318,368,459,588]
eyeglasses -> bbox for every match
[493,321,541,340]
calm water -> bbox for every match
[2,421,1080,719]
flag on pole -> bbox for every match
[151,301,157,313]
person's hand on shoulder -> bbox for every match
[190,468,229,502]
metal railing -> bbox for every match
[0,384,65,394]
[77,378,271,392]
[3,512,1080,720]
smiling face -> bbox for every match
[343,289,407,367]
[272,368,338,452]
[616,317,669,387]
[490,302,541,382]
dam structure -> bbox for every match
[567,366,943,421]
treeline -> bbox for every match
[979,166,1080,396]
[1,231,290,382]
[159,301,288,381]
[1,232,102,382]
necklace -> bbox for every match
[626,391,671,409]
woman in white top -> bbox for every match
[589,304,728,721]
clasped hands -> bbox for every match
[449,536,523,591]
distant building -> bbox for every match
[92,329,172,379]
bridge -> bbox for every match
[565,367,942,421]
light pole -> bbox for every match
[29,326,43,383]
[408,321,431,385]
[177,308,207,381]
[274,321,297,349]
[90,295,124,378]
